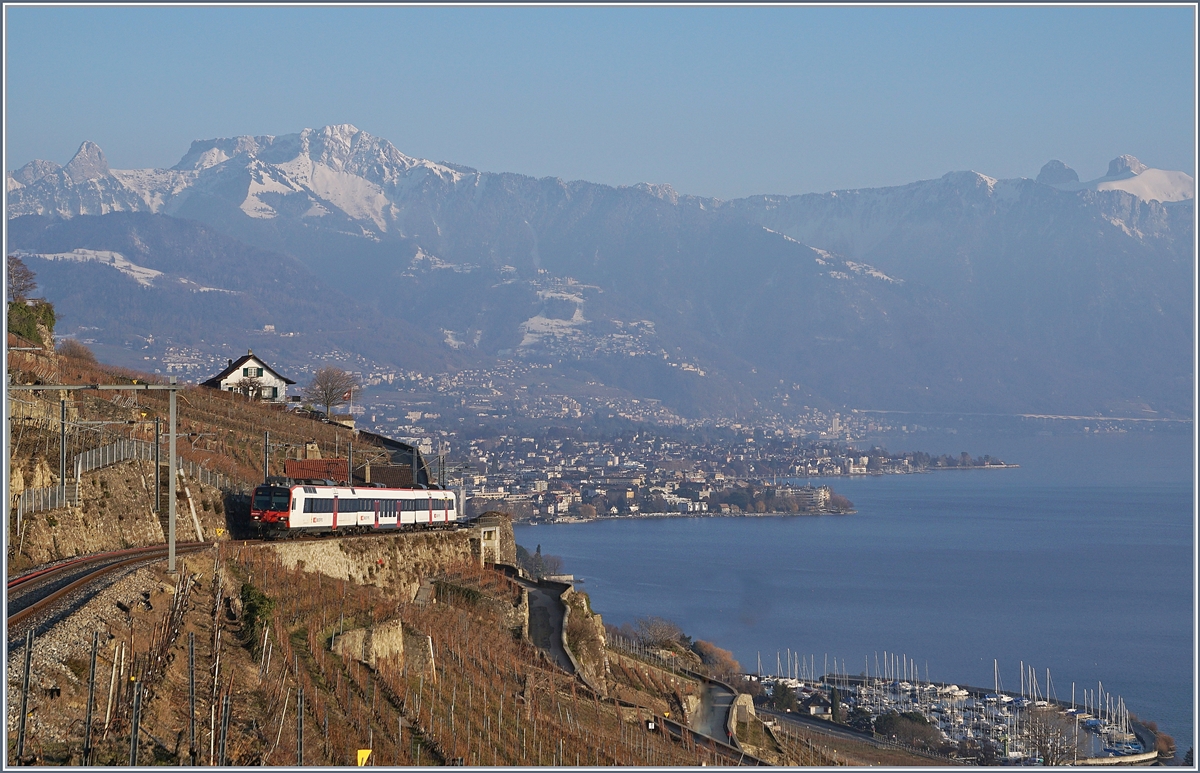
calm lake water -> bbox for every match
[514,429,1195,755]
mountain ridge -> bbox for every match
[7,127,1194,419]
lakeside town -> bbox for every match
[132,345,1020,524]
[451,430,1014,522]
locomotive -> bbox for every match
[251,478,459,537]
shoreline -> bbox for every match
[518,509,857,525]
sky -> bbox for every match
[4,5,1196,200]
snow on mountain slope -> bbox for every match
[14,248,163,286]
[1045,155,1193,203]
[1093,168,1193,202]
[111,168,199,210]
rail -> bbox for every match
[8,542,212,628]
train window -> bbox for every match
[291,498,298,511]
[308,498,333,513]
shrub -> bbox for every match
[7,299,55,343]
[240,582,275,654]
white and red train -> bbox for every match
[251,480,458,537]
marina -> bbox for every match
[754,651,1158,765]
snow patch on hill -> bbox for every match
[19,249,162,286]
[844,261,903,284]
[519,307,587,348]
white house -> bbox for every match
[201,350,296,402]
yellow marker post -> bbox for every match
[357,749,372,766]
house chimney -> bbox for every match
[227,359,233,366]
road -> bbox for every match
[516,577,575,673]
[693,679,736,743]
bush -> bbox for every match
[8,299,55,343]
[874,711,940,748]
[240,582,275,653]
[693,640,742,682]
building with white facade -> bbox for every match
[200,350,296,402]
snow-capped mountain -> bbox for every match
[6,128,1194,418]
[7,125,474,235]
[1035,155,1195,203]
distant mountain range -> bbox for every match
[7,125,1194,419]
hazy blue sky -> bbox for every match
[4,5,1195,199]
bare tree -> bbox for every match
[1024,707,1086,765]
[302,366,359,416]
[7,255,37,302]
[56,338,96,362]
[540,554,564,577]
[635,616,687,648]
[232,375,264,400]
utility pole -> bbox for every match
[264,431,269,484]
[9,382,182,568]
[59,399,66,496]
[168,376,177,574]
[154,416,160,513]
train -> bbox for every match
[251,478,459,537]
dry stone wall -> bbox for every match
[268,531,474,602]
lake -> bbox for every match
[514,428,1195,756]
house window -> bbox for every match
[271,387,278,399]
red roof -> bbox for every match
[284,459,349,483]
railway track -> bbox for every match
[6,526,467,638]
[7,542,213,632]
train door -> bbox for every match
[332,496,339,530]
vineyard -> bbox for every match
[230,546,720,766]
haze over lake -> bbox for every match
[515,427,1194,754]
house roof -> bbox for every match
[201,350,296,388]
[284,459,349,483]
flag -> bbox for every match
[343,389,353,400]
